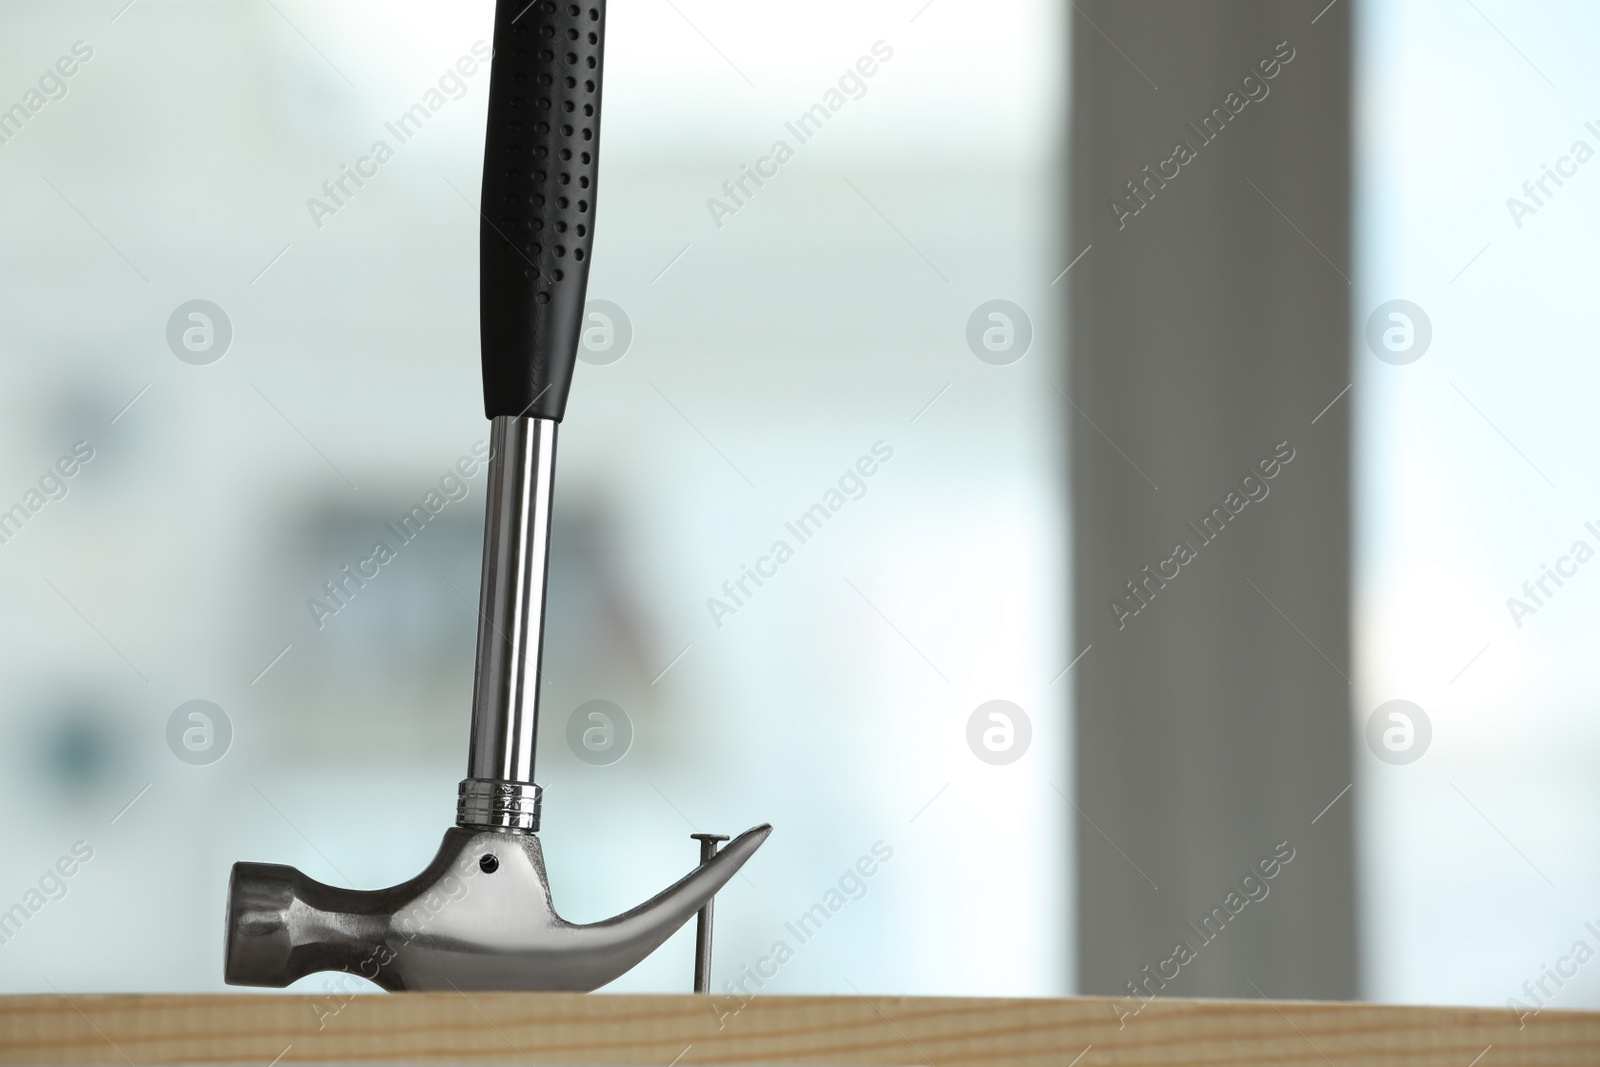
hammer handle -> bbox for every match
[479,0,607,421]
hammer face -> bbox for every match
[224,823,771,992]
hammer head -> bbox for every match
[225,823,770,992]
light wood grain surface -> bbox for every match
[1,992,1595,1065]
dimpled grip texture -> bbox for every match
[479,0,606,421]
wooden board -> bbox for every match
[0,992,1594,1065]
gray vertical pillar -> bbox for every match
[1068,2,1356,999]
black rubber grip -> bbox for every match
[479,0,606,421]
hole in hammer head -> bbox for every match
[479,854,499,874]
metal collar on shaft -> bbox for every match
[458,779,543,833]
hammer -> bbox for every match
[224,0,770,993]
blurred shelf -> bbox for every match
[0,992,1594,1065]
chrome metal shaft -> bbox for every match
[459,415,558,832]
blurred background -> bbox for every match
[0,0,1594,1019]
[0,0,1066,998]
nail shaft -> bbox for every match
[690,834,728,993]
